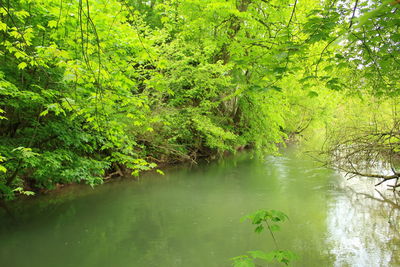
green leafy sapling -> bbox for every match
[232,210,297,267]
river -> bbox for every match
[0,148,399,266]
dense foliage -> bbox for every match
[0,0,399,199]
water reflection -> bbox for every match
[326,175,400,267]
[0,150,399,267]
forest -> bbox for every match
[0,0,399,266]
[0,0,399,200]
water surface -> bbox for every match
[0,148,399,266]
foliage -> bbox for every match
[232,209,296,267]
[0,0,399,199]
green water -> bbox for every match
[0,148,399,267]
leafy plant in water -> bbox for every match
[232,210,296,267]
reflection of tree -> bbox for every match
[0,200,14,219]
[340,186,400,266]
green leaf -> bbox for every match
[0,165,7,173]
[13,187,24,192]
[269,224,281,232]
[156,169,165,175]
[247,251,275,262]
[271,85,282,92]
[39,110,49,117]
[254,225,264,233]
[22,191,35,196]
[0,21,6,31]
[48,20,57,28]
[14,51,26,59]
[18,62,27,70]
[326,78,342,91]
[308,91,319,98]
[15,10,30,20]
